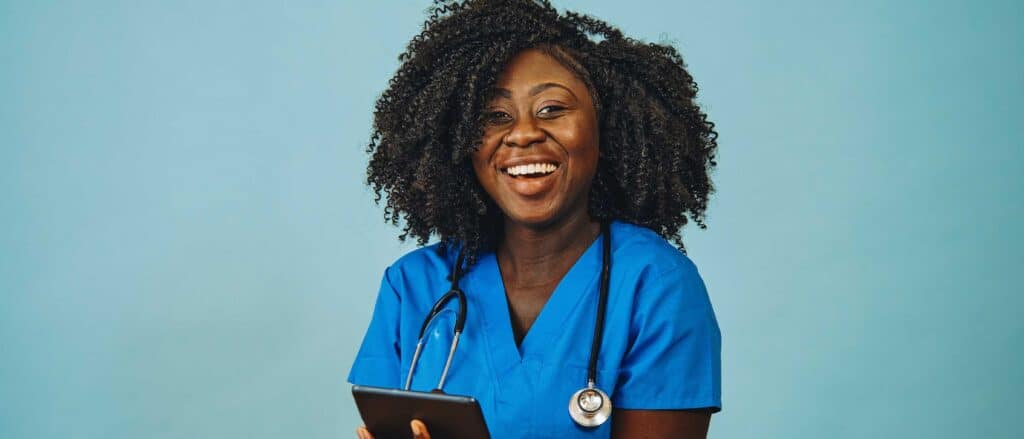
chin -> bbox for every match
[505,211,553,228]
[501,204,571,230]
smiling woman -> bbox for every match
[350,1,720,438]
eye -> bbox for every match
[484,110,512,125]
[537,105,567,117]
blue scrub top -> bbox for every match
[348,221,721,438]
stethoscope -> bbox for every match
[404,222,613,428]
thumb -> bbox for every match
[410,419,431,439]
[355,426,373,439]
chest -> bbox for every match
[504,282,556,345]
[498,250,586,343]
[402,301,622,439]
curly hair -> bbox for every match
[366,0,718,261]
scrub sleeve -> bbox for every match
[612,260,722,412]
[348,268,402,388]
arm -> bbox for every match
[612,408,713,439]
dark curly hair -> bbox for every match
[366,0,718,261]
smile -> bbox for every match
[501,162,559,178]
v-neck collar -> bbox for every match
[468,232,605,368]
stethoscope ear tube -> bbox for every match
[406,289,466,391]
[418,290,454,339]
[406,248,469,392]
[417,250,468,339]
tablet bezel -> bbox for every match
[352,385,491,439]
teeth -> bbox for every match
[505,163,557,176]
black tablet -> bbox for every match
[352,385,491,439]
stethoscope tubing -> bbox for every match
[587,221,611,387]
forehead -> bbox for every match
[492,48,587,93]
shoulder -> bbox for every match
[380,242,464,296]
[610,220,701,281]
[385,242,458,278]
[609,221,712,313]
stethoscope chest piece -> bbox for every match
[568,383,612,427]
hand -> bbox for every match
[356,419,431,439]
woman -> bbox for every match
[349,1,721,437]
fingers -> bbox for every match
[410,419,431,439]
[356,426,372,439]
[357,422,428,439]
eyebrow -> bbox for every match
[490,82,578,100]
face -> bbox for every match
[472,48,600,229]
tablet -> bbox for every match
[352,385,491,439]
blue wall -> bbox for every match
[1,0,1021,437]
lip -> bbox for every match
[497,155,563,171]
[498,163,561,197]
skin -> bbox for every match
[359,49,712,438]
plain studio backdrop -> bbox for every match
[1,0,1021,437]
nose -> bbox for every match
[503,115,546,148]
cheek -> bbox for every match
[578,119,601,175]
[561,126,599,171]
[576,147,600,185]
[474,132,503,162]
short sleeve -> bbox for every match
[347,267,402,388]
[613,261,722,412]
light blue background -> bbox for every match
[1,0,1021,437]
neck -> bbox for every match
[497,212,602,288]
